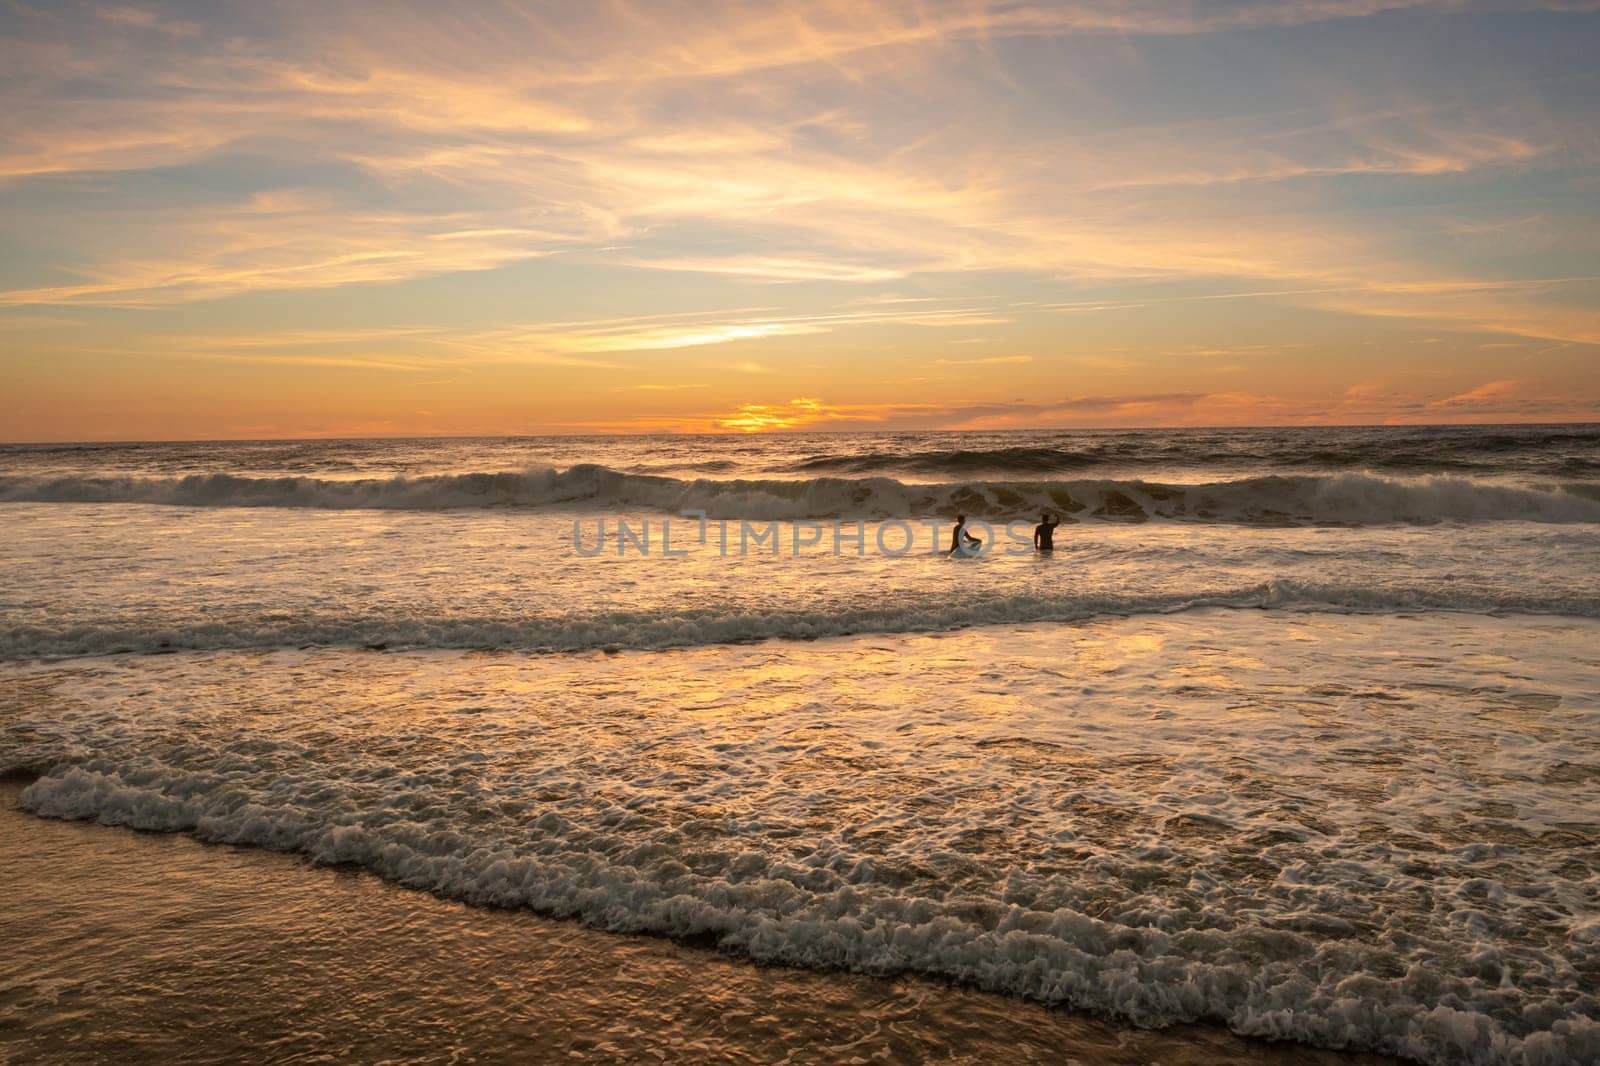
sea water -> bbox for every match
[1,425,1597,1064]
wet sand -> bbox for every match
[0,790,1404,1064]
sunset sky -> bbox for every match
[2,0,1597,440]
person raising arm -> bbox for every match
[1034,511,1060,552]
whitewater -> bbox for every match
[2,425,1598,1065]
[5,466,1600,525]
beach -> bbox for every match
[0,785,1406,1065]
[2,427,1598,1064]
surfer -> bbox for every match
[1034,511,1060,552]
[949,514,982,556]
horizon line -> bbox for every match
[2,419,1596,448]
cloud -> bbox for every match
[1428,379,1522,409]
[934,354,1033,365]
[2,0,1598,441]
[3,0,1590,330]
[618,255,907,283]
[0,194,563,307]
[470,304,1014,358]
[1030,277,1600,346]
[67,301,1018,384]
[177,353,448,372]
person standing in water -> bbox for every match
[1034,510,1060,552]
[949,514,982,555]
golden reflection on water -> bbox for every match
[2,610,1595,1064]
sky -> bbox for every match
[1,0,1598,440]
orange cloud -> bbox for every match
[1428,380,1522,409]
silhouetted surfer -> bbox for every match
[949,514,982,556]
[1034,511,1060,551]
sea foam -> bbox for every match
[3,467,1599,524]
[6,578,1600,658]
[9,614,1600,1065]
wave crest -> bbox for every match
[3,467,1600,525]
[7,580,1599,659]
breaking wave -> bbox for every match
[13,762,1591,1066]
[8,580,1600,659]
[782,436,1600,480]
[4,467,1600,525]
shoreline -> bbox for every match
[0,790,1402,1065]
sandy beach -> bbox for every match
[1,785,1406,1065]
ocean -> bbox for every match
[2,424,1598,1064]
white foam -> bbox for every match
[7,614,1599,1065]
[4,467,1598,525]
[18,762,1595,1066]
[4,578,1599,658]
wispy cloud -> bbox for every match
[180,353,449,372]
[110,301,1018,377]
[617,255,908,283]
[1,0,1597,438]
[467,304,1016,358]
[934,354,1033,366]
[4,0,1589,324]
[1427,379,1523,409]
[0,195,563,307]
